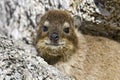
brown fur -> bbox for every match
[36,10,120,80]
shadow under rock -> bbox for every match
[78,21,120,43]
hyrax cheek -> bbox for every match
[63,39,74,48]
[37,38,48,46]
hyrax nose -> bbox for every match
[49,32,59,42]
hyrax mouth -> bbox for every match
[45,41,64,46]
[42,37,66,48]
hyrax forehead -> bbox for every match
[40,10,74,26]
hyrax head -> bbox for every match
[36,10,78,58]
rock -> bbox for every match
[0,34,72,80]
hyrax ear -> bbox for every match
[36,14,42,25]
[73,15,82,28]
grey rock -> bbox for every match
[0,34,72,80]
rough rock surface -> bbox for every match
[0,33,72,80]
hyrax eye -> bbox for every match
[42,26,48,32]
[63,27,69,33]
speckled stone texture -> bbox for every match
[0,33,72,80]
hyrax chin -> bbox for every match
[36,10,120,80]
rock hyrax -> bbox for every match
[36,10,120,80]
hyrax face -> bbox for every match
[36,10,78,61]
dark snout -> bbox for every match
[49,32,59,43]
